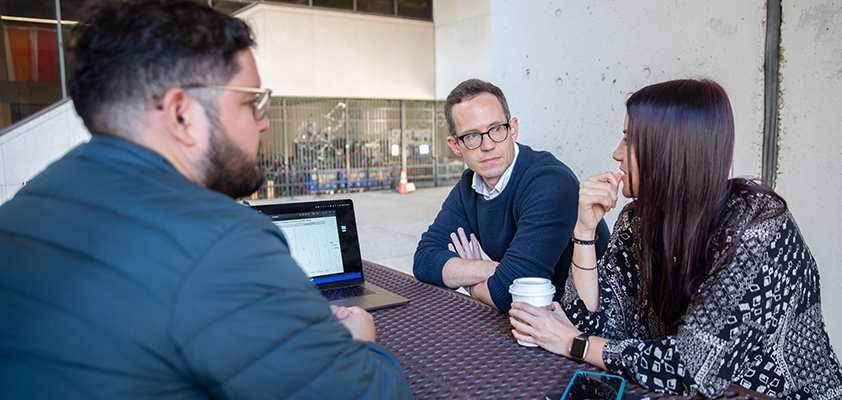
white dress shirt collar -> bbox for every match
[471,143,520,200]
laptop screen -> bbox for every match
[251,199,364,285]
[269,210,344,278]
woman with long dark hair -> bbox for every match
[509,79,842,399]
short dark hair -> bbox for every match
[443,79,511,136]
[68,0,254,134]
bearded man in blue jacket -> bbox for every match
[413,79,610,312]
[0,1,411,399]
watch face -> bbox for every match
[570,336,588,359]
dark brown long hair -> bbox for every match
[625,79,785,332]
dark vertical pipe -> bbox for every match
[344,98,350,193]
[431,101,438,185]
[762,0,782,187]
[55,0,67,99]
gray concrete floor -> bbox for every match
[257,185,454,276]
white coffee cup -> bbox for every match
[509,277,556,347]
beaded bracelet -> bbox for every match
[570,234,599,246]
[572,259,597,271]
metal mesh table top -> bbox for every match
[363,261,774,400]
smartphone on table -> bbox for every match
[546,371,637,400]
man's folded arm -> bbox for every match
[441,257,498,288]
[485,168,581,312]
[413,189,475,288]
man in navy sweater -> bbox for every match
[413,79,609,312]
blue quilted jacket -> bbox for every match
[0,134,411,399]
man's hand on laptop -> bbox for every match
[448,227,482,260]
[330,305,377,342]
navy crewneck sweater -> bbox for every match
[414,144,610,312]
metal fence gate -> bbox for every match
[250,97,463,200]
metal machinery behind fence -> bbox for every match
[250,97,464,200]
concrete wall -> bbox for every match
[433,0,492,99]
[0,100,89,203]
[776,0,842,353]
[491,0,842,358]
[238,4,435,100]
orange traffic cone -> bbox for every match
[398,168,408,194]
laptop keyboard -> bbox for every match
[321,285,376,301]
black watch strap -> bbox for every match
[570,333,590,360]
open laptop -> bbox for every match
[249,198,408,311]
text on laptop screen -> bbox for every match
[269,210,344,278]
[252,199,365,286]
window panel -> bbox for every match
[397,0,430,20]
[312,0,353,10]
[357,0,393,15]
[0,0,65,130]
[266,0,310,4]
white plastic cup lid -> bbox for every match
[508,277,555,297]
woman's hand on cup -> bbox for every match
[576,172,622,235]
[509,301,580,357]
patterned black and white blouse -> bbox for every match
[561,189,842,399]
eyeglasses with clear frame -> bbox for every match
[183,85,273,121]
[456,122,510,150]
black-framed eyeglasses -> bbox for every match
[184,85,273,121]
[456,122,510,150]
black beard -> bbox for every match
[203,123,265,199]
